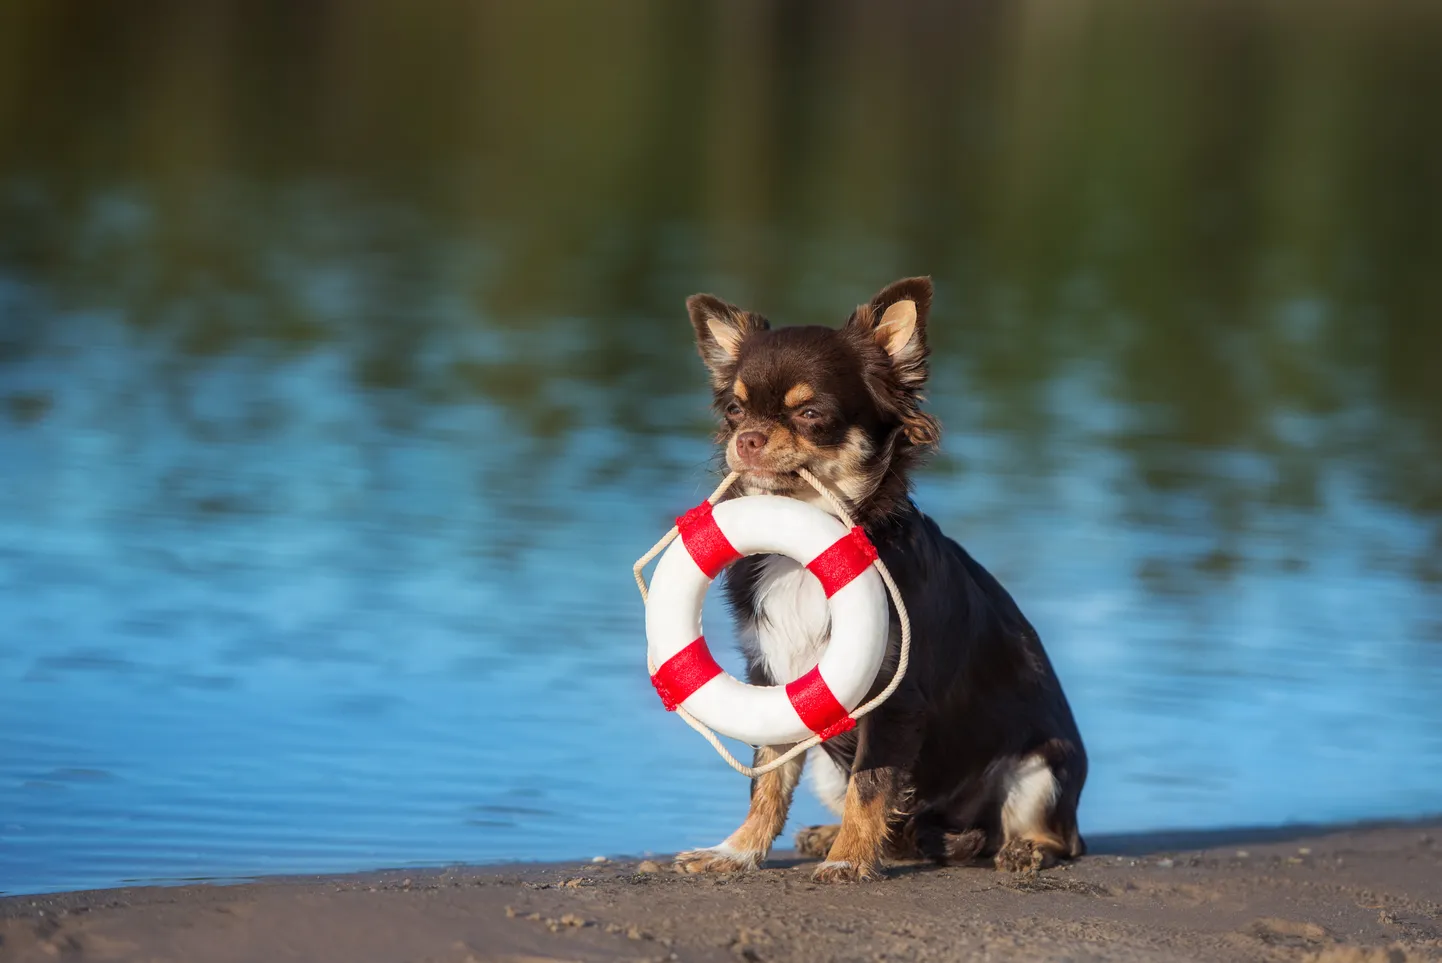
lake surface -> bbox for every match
[1,0,1440,897]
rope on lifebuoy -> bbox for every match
[632,468,912,778]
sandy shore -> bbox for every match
[2,819,1438,963]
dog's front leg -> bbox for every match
[674,744,803,873]
[813,713,917,882]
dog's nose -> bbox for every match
[735,431,768,460]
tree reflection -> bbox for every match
[0,0,1438,590]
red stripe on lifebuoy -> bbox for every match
[785,666,856,740]
[806,526,878,598]
[651,636,723,711]
[676,500,741,579]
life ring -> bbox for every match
[644,495,890,747]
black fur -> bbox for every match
[689,277,1087,865]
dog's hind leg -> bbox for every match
[994,744,1085,873]
[794,823,839,859]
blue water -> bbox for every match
[2,0,1441,897]
[3,291,1439,895]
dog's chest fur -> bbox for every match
[736,555,832,684]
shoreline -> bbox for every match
[2,817,1439,962]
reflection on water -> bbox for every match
[1,0,1440,896]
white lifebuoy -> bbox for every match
[644,495,890,747]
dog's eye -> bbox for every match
[725,401,744,418]
[799,408,822,421]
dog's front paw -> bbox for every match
[674,845,762,875]
[794,824,840,859]
[812,859,881,883]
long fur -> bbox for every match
[680,277,1088,877]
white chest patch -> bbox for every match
[738,555,831,685]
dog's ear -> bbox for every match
[687,294,769,388]
[847,276,932,390]
[847,277,939,447]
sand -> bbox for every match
[2,820,1438,963]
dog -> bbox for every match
[671,277,1087,882]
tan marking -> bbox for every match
[706,317,745,359]
[761,424,800,461]
[783,383,815,408]
[731,378,749,402]
[726,422,804,481]
[875,299,918,358]
[792,431,820,455]
[1023,830,1069,854]
[821,777,892,877]
[995,833,1066,872]
[797,427,876,511]
[724,745,804,855]
[903,410,941,447]
[673,745,804,874]
[997,754,1070,867]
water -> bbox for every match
[1,0,1440,897]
